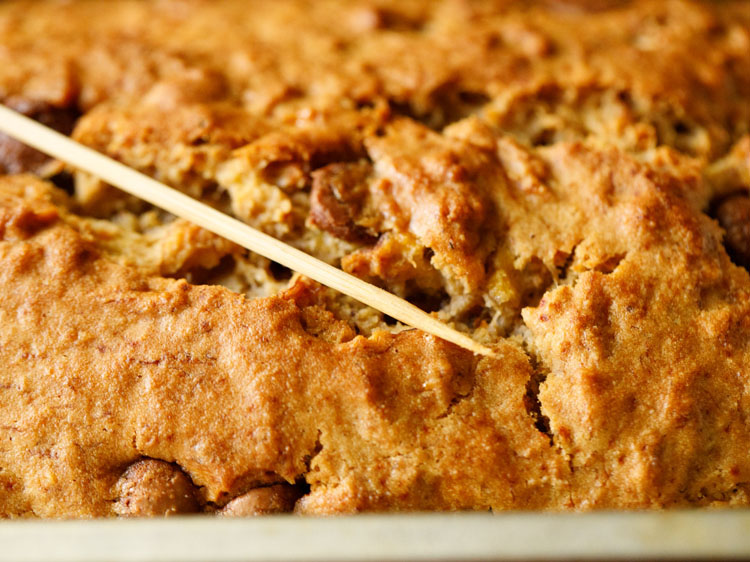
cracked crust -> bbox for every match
[0,177,562,516]
[1,0,750,516]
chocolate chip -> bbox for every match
[715,193,750,269]
[0,98,80,175]
[114,459,200,517]
[219,484,301,516]
[309,161,378,244]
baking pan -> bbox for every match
[1,510,749,562]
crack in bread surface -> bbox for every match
[1,0,750,516]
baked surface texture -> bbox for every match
[1,0,750,517]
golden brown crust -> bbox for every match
[1,0,750,517]
[0,177,564,516]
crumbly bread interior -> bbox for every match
[1,0,750,516]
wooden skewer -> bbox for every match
[0,104,493,356]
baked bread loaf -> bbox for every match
[1,0,750,517]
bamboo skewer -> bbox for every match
[0,104,493,356]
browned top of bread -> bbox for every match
[1,0,750,517]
